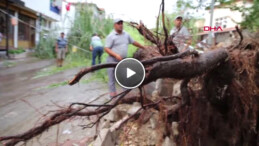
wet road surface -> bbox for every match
[0,57,109,145]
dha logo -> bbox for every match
[204,26,223,31]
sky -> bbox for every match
[67,0,179,28]
[66,0,210,28]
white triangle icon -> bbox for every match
[127,68,136,78]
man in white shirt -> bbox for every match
[170,16,192,52]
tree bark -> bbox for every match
[143,48,228,85]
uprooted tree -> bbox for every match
[1,0,259,145]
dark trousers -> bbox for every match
[92,46,103,65]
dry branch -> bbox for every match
[0,90,132,146]
[161,0,169,54]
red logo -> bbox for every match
[204,26,223,31]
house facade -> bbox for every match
[0,0,105,56]
[0,0,62,54]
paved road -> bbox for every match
[0,57,109,145]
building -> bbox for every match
[197,0,253,44]
[0,0,62,57]
[0,0,105,57]
[54,1,105,35]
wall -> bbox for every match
[204,1,253,29]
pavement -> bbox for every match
[0,57,109,145]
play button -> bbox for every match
[115,58,145,89]
[127,68,136,78]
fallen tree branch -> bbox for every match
[68,62,117,85]
[142,48,228,85]
[180,78,191,106]
[161,0,169,54]
[236,25,243,46]
[69,49,199,85]
[0,90,132,146]
[129,22,161,47]
[129,22,165,55]
[141,49,198,65]
[155,1,164,55]
[230,26,243,50]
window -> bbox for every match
[0,7,14,39]
[18,14,35,41]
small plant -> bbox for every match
[8,48,25,54]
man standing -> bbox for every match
[55,32,68,67]
[170,16,192,52]
[105,18,146,97]
[152,16,193,99]
[90,33,103,65]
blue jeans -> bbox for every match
[92,46,103,66]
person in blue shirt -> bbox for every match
[90,33,104,66]
[55,32,68,67]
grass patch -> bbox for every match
[33,53,91,79]
[2,61,16,67]
[82,70,109,84]
[45,81,68,88]
[42,76,99,89]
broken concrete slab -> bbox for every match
[93,128,115,146]
[172,122,179,136]
[150,116,157,129]
[100,120,111,129]
[162,136,176,146]
[172,80,182,97]
[110,115,130,132]
[127,102,141,116]
[104,108,119,122]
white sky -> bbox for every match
[68,0,179,28]
[67,0,209,28]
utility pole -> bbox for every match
[5,0,9,58]
[208,0,215,45]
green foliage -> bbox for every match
[8,48,25,54]
[68,4,113,60]
[177,0,259,32]
[216,0,259,31]
[176,0,204,9]
[45,81,68,89]
[34,31,57,59]
[33,53,90,79]
[235,0,259,31]
[125,24,148,57]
